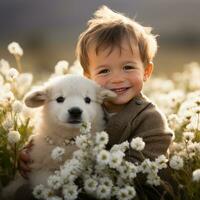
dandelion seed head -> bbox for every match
[8,42,23,56]
[2,118,13,130]
[0,59,10,75]
[12,100,23,113]
[7,130,20,144]
[7,68,19,81]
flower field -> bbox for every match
[0,42,200,200]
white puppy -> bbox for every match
[2,74,116,199]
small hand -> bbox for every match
[18,140,33,179]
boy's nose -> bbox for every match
[110,72,125,84]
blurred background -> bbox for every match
[0,0,200,80]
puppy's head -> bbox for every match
[24,75,116,129]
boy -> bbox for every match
[19,5,173,200]
[76,5,173,163]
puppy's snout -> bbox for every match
[68,107,82,118]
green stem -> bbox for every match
[15,55,22,72]
[197,113,199,131]
[12,143,17,178]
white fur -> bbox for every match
[2,74,116,199]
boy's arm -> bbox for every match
[126,109,173,163]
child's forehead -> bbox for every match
[88,37,138,57]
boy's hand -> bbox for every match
[18,140,33,179]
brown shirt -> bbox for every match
[105,93,173,163]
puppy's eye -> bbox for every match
[56,96,65,103]
[84,97,91,104]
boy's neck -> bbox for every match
[103,93,143,113]
[103,101,126,113]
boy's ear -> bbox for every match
[24,88,48,108]
[144,62,154,81]
[97,87,117,104]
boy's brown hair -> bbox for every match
[76,5,158,74]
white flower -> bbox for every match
[22,106,33,119]
[51,146,65,161]
[7,68,19,81]
[155,155,168,170]
[75,134,90,149]
[183,131,195,141]
[47,196,62,200]
[84,178,98,193]
[140,159,153,174]
[0,74,3,85]
[73,149,86,161]
[2,91,15,102]
[12,100,23,113]
[47,174,63,190]
[0,59,10,75]
[55,60,69,75]
[130,137,145,151]
[186,114,200,131]
[118,165,130,178]
[7,130,20,144]
[99,177,113,188]
[62,184,78,200]
[111,141,129,153]
[140,159,159,174]
[16,73,33,95]
[147,173,161,186]
[109,151,124,169]
[42,188,53,199]
[33,184,45,199]
[127,162,138,180]
[97,150,110,165]
[192,169,200,182]
[96,184,111,199]
[8,42,23,56]
[169,155,184,170]
[117,186,136,200]
[80,121,91,134]
[95,131,109,146]
[2,118,13,130]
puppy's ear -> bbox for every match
[24,89,48,108]
[97,87,117,103]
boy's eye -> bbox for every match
[98,69,110,74]
[123,65,134,70]
[84,96,91,104]
[56,96,65,103]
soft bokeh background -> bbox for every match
[1,0,200,80]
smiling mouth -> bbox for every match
[111,87,130,94]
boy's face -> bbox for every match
[86,38,153,112]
